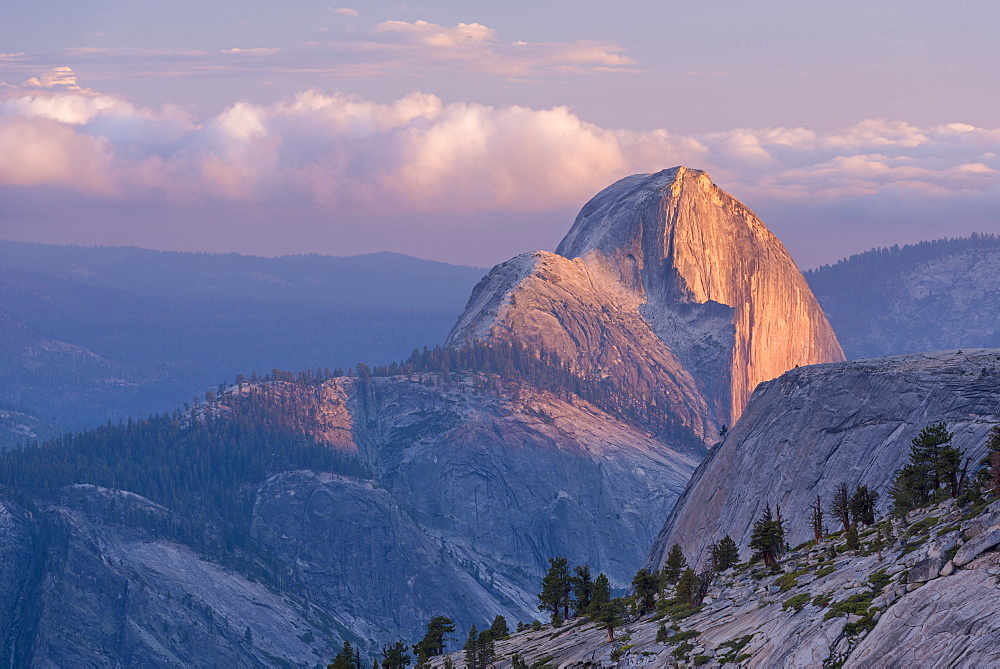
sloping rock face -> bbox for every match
[847,558,1000,668]
[348,376,695,589]
[0,486,338,668]
[648,349,1000,571]
[450,167,844,433]
[0,374,696,664]
[430,499,1000,668]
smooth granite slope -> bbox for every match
[648,348,1000,571]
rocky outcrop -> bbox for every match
[450,167,843,435]
[431,499,1000,668]
[449,251,712,444]
[847,556,1000,668]
[648,349,1000,571]
[351,376,695,589]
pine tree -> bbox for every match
[714,535,740,571]
[463,626,480,669]
[589,572,611,613]
[892,423,965,515]
[676,568,700,607]
[381,641,411,669]
[849,485,880,526]
[329,640,358,669]
[631,568,659,613]
[845,523,860,553]
[830,483,851,533]
[489,615,509,639]
[809,495,825,543]
[475,629,495,667]
[977,425,1000,498]
[413,616,455,659]
[663,543,687,585]
[571,564,594,615]
[538,557,572,622]
[749,504,785,567]
[590,598,625,642]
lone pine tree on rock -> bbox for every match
[571,564,594,615]
[849,485,880,526]
[631,568,659,613]
[412,616,455,660]
[809,495,825,542]
[749,504,785,567]
[711,535,740,571]
[891,422,966,515]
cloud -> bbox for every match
[357,20,636,76]
[373,20,497,47]
[1,77,998,266]
[221,47,283,55]
[332,7,359,16]
[23,65,83,90]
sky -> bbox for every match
[1,0,998,268]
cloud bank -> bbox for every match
[1,68,998,265]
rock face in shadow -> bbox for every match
[0,374,696,665]
[647,349,1000,571]
[806,235,1000,359]
[1,486,336,668]
[450,167,844,434]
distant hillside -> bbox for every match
[0,242,486,432]
[805,233,1000,359]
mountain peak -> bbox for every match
[450,170,844,438]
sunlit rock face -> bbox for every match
[450,167,844,435]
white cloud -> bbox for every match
[333,7,359,16]
[23,66,83,91]
[373,20,497,47]
[1,80,999,226]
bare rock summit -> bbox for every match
[450,167,844,441]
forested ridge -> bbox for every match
[804,233,1000,359]
[384,342,705,451]
[0,336,700,590]
[805,232,999,282]
[0,384,365,582]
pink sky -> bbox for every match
[1,2,998,267]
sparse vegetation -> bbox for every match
[783,594,811,612]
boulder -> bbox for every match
[909,557,944,583]
[952,526,1000,567]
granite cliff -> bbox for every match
[426,349,1000,668]
[648,348,1000,571]
[450,167,844,432]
